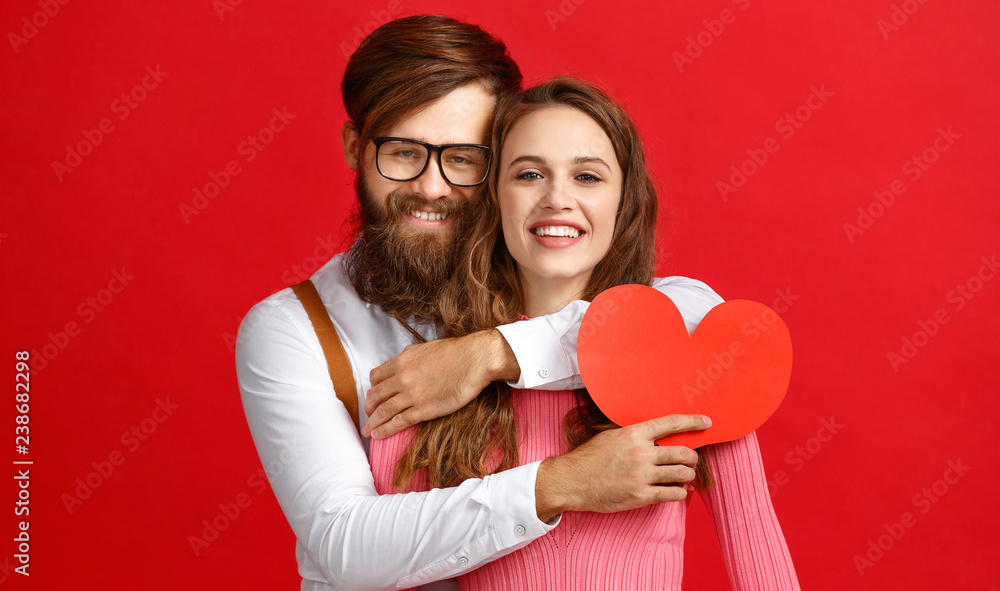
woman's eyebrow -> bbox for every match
[508,155,546,166]
[573,156,611,169]
[507,155,611,168]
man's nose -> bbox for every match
[409,154,452,201]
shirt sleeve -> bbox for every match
[235,295,557,590]
[496,276,724,390]
[698,432,801,590]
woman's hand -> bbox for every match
[534,414,710,522]
[362,329,520,438]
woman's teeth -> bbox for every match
[532,226,581,238]
[410,211,448,221]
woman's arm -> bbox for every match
[699,432,801,590]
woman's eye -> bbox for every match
[576,173,602,183]
[515,171,541,180]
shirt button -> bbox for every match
[538,367,550,378]
[514,524,526,536]
[459,556,469,565]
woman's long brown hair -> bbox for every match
[392,77,714,492]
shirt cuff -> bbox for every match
[397,462,559,588]
[496,320,576,389]
[489,461,560,539]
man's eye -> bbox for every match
[447,152,484,166]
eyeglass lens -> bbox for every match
[377,140,489,186]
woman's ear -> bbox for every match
[342,121,361,170]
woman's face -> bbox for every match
[498,105,623,299]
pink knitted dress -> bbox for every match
[370,388,799,590]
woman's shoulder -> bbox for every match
[651,275,725,305]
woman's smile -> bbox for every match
[529,220,586,248]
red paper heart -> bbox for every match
[577,285,793,448]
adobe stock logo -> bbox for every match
[767,416,842,498]
[887,255,996,373]
[852,458,970,576]
[717,84,833,201]
[51,66,170,182]
[544,0,589,31]
[212,0,246,21]
[31,267,135,373]
[843,126,959,244]
[61,397,180,514]
[179,107,295,224]
[672,287,796,403]
[338,1,406,59]
[187,439,304,556]
[671,0,751,73]
[7,0,72,54]
[877,0,933,41]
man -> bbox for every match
[236,15,718,590]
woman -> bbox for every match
[371,77,799,590]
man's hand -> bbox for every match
[534,414,711,523]
[362,329,520,438]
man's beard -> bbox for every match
[345,173,470,324]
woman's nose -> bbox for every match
[540,180,573,211]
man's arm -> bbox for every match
[236,297,552,590]
[364,276,722,439]
[535,413,711,521]
[238,293,711,589]
[497,276,724,390]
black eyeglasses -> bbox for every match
[373,137,491,187]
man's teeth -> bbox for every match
[410,211,448,221]
[532,226,581,238]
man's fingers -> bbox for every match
[364,379,397,415]
[362,394,408,437]
[638,414,711,441]
[654,445,699,468]
[368,357,397,388]
[650,464,696,486]
[371,409,419,439]
[649,485,689,504]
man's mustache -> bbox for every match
[384,191,470,218]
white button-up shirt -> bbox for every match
[236,254,721,590]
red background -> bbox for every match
[2,0,998,588]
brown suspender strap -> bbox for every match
[291,280,360,430]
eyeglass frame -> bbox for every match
[372,136,492,187]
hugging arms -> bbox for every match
[236,266,719,589]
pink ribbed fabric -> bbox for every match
[370,389,800,590]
